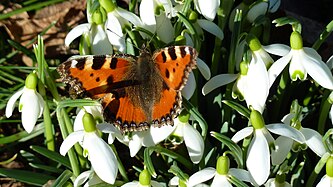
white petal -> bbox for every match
[266,123,305,143]
[231,127,254,143]
[20,90,42,133]
[169,176,180,186]
[316,175,332,187]
[122,181,139,187]
[281,113,294,125]
[151,180,164,187]
[140,0,156,33]
[188,167,216,186]
[74,170,92,187]
[65,23,91,46]
[156,13,174,43]
[197,19,224,40]
[36,92,44,118]
[271,136,293,165]
[268,0,281,13]
[304,47,322,61]
[300,128,326,157]
[229,168,252,183]
[91,25,113,55]
[106,13,126,53]
[183,124,204,164]
[263,44,290,56]
[116,8,142,26]
[244,57,269,113]
[247,130,270,185]
[247,1,268,22]
[268,52,292,87]
[5,88,24,118]
[211,174,231,187]
[60,131,84,155]
[302,50,333,89]
[194,0,220,21]
[83,133,118,184]
[74,109,85,131]
[129,132,145,157]
[289,50,307,81]
[182,72,196,100]
[202,74,239,95]
[197,58,211,80]
[143,125,174,146]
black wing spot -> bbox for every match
[76,59,86,70]
[173,68,176,73]
[110,58,118,69]
[168,47,177,60]
[92,57,106,70]
[165,69,170,79]
[90,73,94,77]
[161,51,167,63]
[107,75,114,85]
[96,77,100,82]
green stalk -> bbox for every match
[318,90,331,134]
[111,144,129,182]
[312,19,333,50]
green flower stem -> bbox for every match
[211,0,234,75]
[56,108,80,176]
[224,9,242,124]
[129,0,137,12]
[318,90,331,134]
[313,19,333,50]
[111,144,129,182]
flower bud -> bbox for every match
[290,31,303,50]
[25,72,38,90]
[216,156,229,175]
[139,169,151,186]
[250,109,265,129]
[82,112,97,132]
[247,34,262,51]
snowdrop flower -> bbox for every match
[316,155,333,187]
[5,72,44,133]
[271,101,326,165]
[187,155,252,187]
[169,112,204,164]
[265,173,291,187]
[65,6,113,55]
[247,35,274,68]
[74,169,104,187]
[232,109,305,185]
[122,169,164,187]
[193,0,220,21]
[60,113,118,184]
[100,0,142,52]
[268,31,333,89]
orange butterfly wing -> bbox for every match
[151,46,197,125]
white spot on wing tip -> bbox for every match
[71,60,78,68]
[185,46,190,54]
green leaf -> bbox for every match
[183,99,208,139]
[7,39,36,61]
[229,175,249,187]
[30,145,71,169]
[144,148,156,178]
[222,100,250,119]
[29,163,63,174]
[210,131,244,168]
[0,168,54,186]
[0,123,44,144]
[51,170,73,187]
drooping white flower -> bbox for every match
[73,169,104,187]
[232,110,305,185]
[169,114,205,164]
[5,72,44,133]
[264,174,291,187]
[271,101,326,165]
[187,156,252,187]
[268,31,333,90]
[60,113,119,184]
[73,105,104,131]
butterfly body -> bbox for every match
[57,46,197,132]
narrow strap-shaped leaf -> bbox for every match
[30,145,71,169]
[0,168,54,186]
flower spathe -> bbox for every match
[5,72,44,133]
[267,31,333,90]
[60,113,118,184]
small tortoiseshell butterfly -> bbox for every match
[57,46,197,132]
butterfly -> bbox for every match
[57,46,197,132]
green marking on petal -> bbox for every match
[291,70,305,81]
[92,8,105,25]
[290,31,303,50]
[327,156,333,177]
[82,113,97,132]
[25,73,38,90]
[240,61,249,75]
[19,103,23,111]
[179,179,187,187]
[216,156,229,175]
[139,169,151,186]
[250,109,265,129]
[247,34,262,51]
